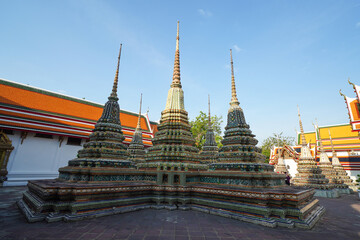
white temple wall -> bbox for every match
[4,131,83,186]
[283,159,298,178]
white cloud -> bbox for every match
[198,9,212,17]
[356,22,360,28]
[233,45,243,52]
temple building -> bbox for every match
[0,77,157,186]
[270,124,360,182]
[18,22,324,229]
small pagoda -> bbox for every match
[314,123,350,194]
[328,129,357,191]
[274,147,288,174]
[199,95,219,163]
[291,108,338,198]
[127,94,146,163]
[59,44,131,182]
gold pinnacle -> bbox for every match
[110,44,122,100]
[297,105,307,146]
[136,93,142,129]
[230,49,240,107]
[171,21,181,87]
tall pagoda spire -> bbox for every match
[328,129,337,157]
[229,49,240,109]
[171,21,181,88]
[136,93,143,129]
[200,94,219,163]
[165,21,184,110]
[208,94,211,128]
[127,93,146,163]
[109,44,122,101]
[297,106,307,146]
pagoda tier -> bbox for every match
[199,96,219,163]
[328,130,357,191]
[127,95,146,163]
[291,109,339,198]
[142,22,202,170]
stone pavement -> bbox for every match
[0,187,359,240]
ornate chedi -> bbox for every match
[210,49,284,188]
[199,95,219,163]
[139,21,203,173]
[275,147,287,174]
[217,50,266,164]
[58,44,131,182]
[328,129,357,192]
[291,108,338,198]
[18,22,325,229]
[313,123,350,194]
[127,94,146,163]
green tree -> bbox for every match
[190,111,223,150]
[261,132,295,161]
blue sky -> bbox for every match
[1,0,359,144]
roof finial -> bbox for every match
[348,77,355,88]
[110,44,122,100]
[171,21,181,88]
[339,89,346,100]
[230,49,240,108]
[297,105,307,146]
[136,93,142,129]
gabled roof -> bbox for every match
[0,78,157,146]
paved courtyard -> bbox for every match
[0,186,359,240]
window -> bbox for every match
[67,137,82,146]
[34,133,53,139]
[174,175,180,184]
[162,174,168,184]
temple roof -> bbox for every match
[0,78,157,146]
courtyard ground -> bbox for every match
[0,186,359,240]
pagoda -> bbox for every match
[199,95,219,163]
[58,44,131,181]
[328,129,357,191]
[275,147,287,174]
[291,108,338,198]
[313,123,350,194]
[217,50,266,164]
[139,21,204,173]
[127,94,146,163]
[18,22,325,229]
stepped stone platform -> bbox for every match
[19,178,323,229]
[2,186,360,240]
